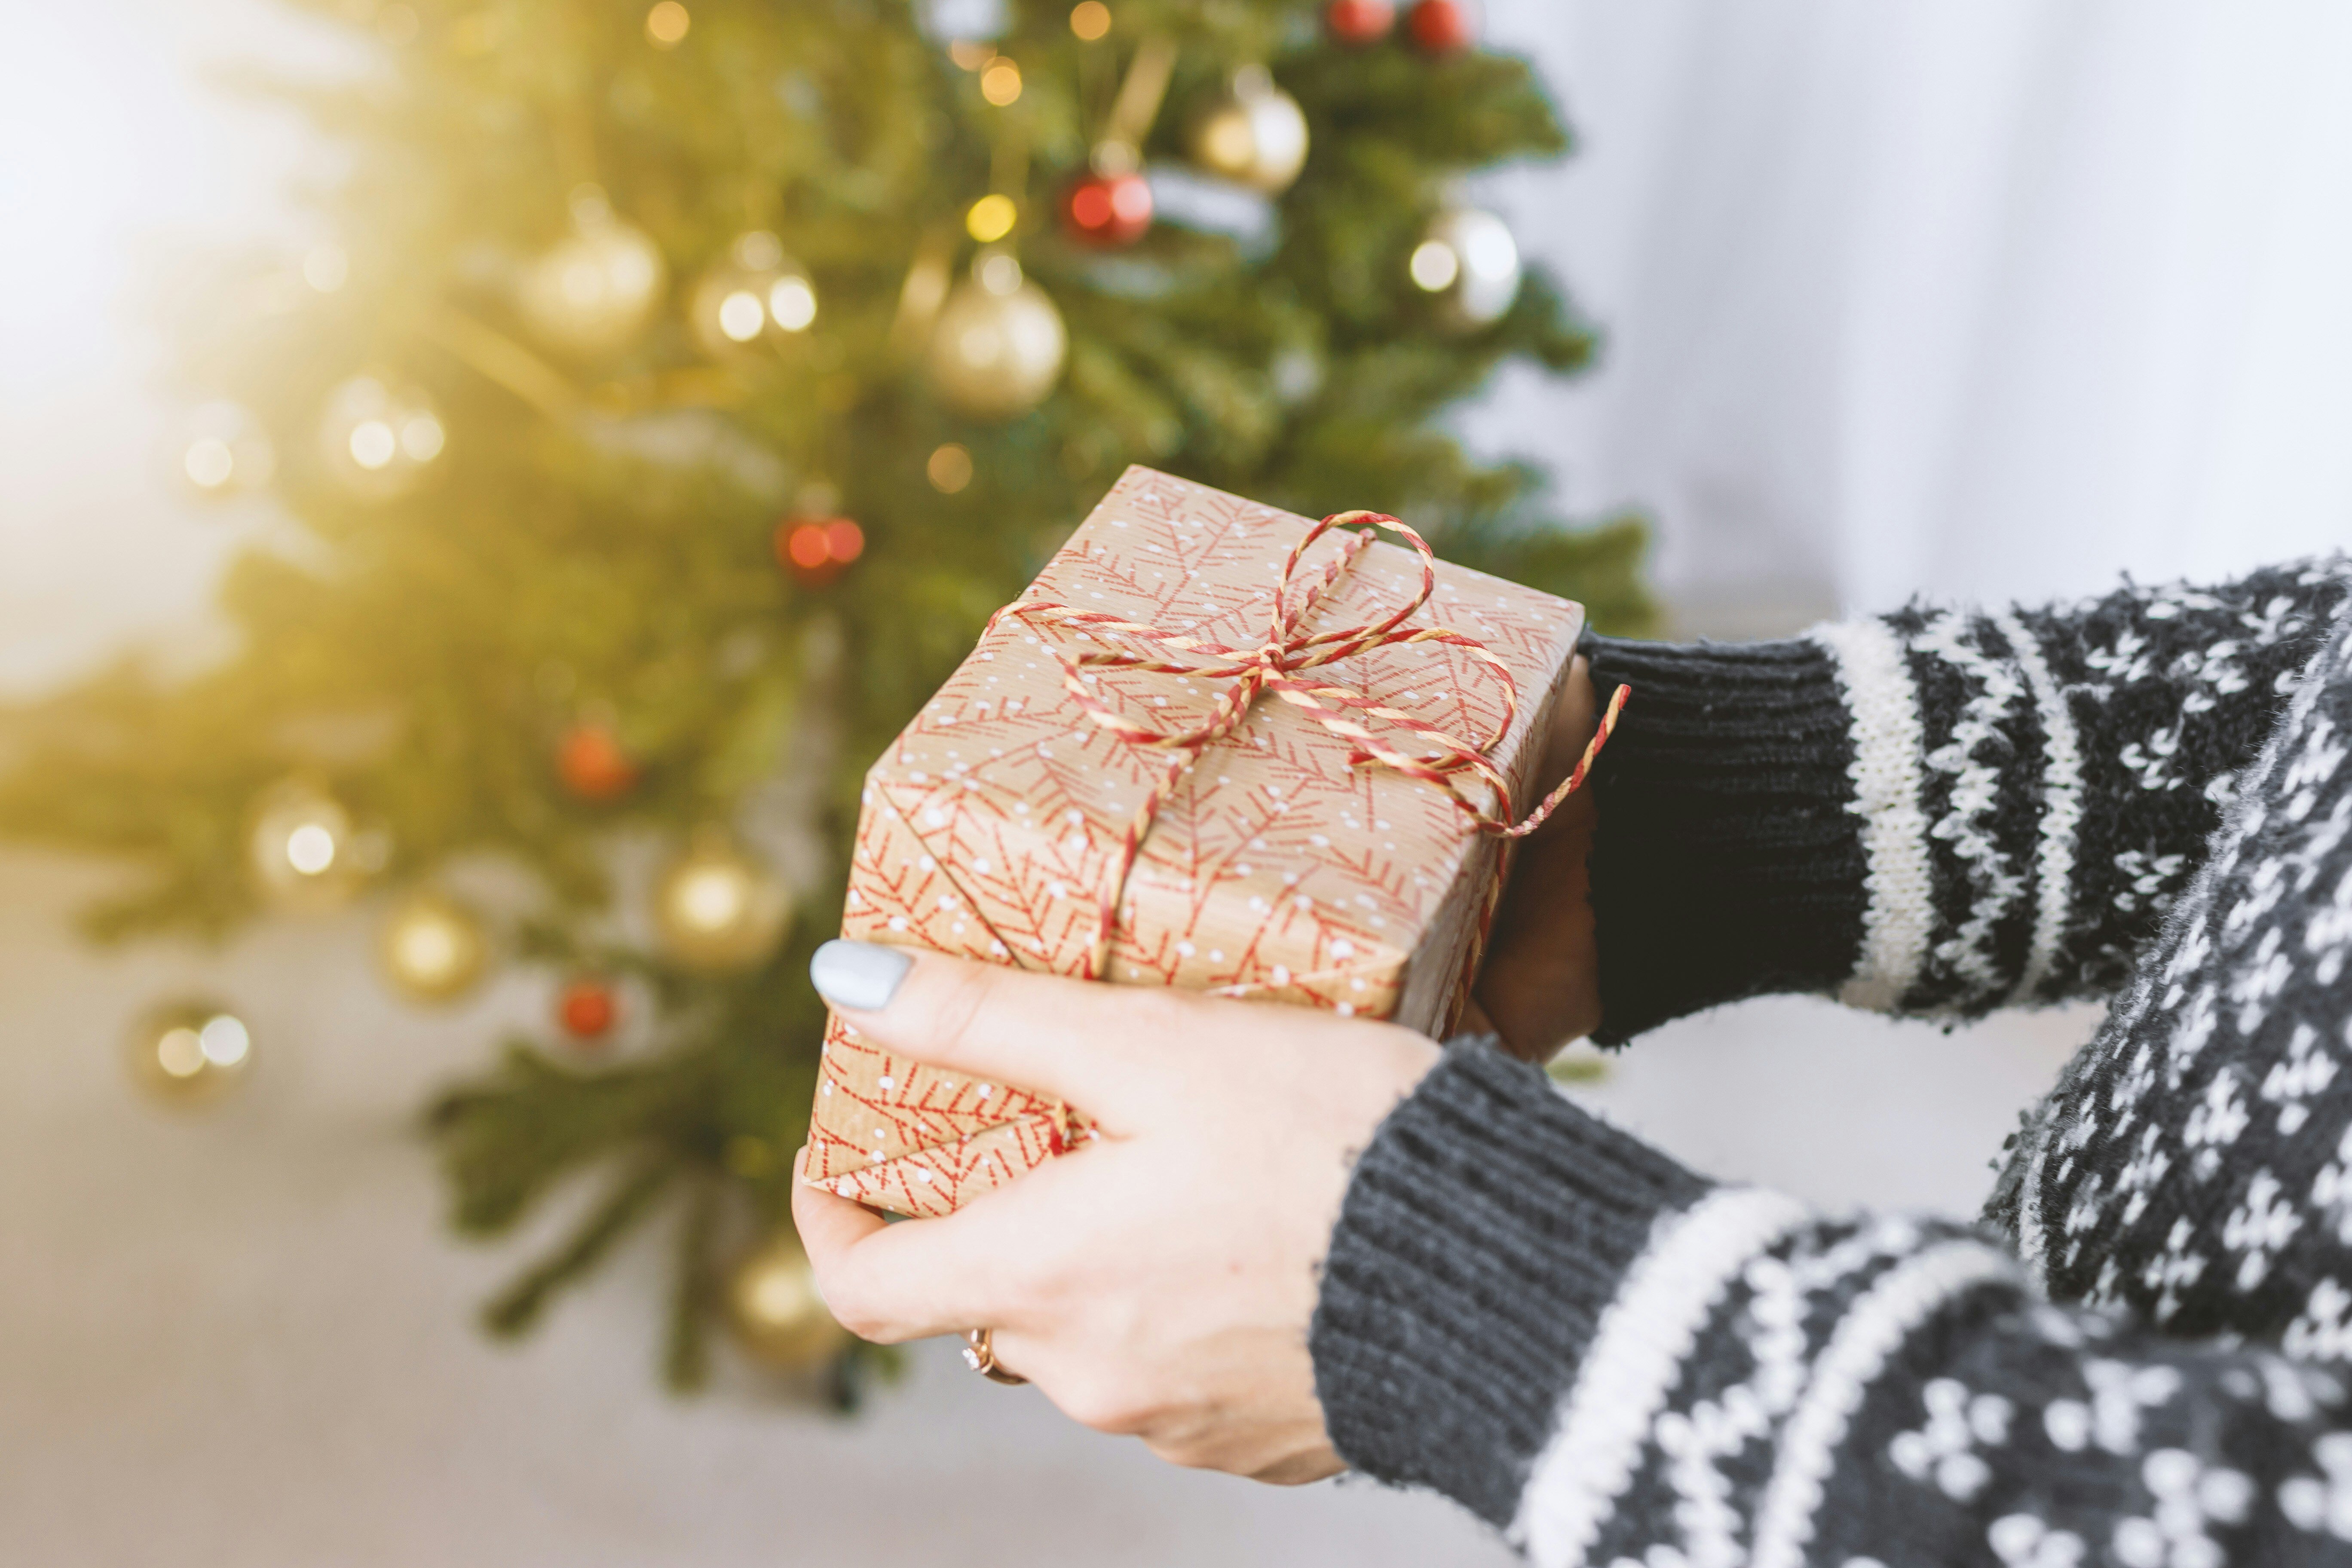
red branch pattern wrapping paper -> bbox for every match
[803,467,1586,1217]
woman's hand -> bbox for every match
[1470,654,1605,1060]
[794,943,1439,1483]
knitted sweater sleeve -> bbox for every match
[1582,561,2352,1044]
[1308,1046,2352,1567]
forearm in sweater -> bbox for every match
[1583,560,2352,1041]
[1311,1047,2352,1566]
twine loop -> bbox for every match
[988,510,1626,978]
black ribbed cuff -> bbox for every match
[1308,1044,1711,1525]
[1583,634,1868,1044]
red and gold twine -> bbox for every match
[987,509,1628,980]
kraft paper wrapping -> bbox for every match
[802,467,1585,1217]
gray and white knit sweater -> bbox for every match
[1309,562,2352,1566]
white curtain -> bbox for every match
[1476,0,2352,625]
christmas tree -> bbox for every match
[0,0,1650,1397]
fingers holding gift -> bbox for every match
[810,939,1201,1126]
[792,1168,1018,1344]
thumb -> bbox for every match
[809,940,1170,1116]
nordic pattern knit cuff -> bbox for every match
[1308,1043,1712,1525]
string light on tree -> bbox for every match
[689,231,817,358]
[126,1002,254,1108]
[776,517,865,586]
[978,56,1022,106]
[557,976,619,1044]
[517,185,668,358]
[1406,0,1476,53]
[557,723,637,802]
[727,1231,848,1370]
[965,194,1017,246]
[179,401,276,498]
[1060,150,1152,249]
[652,832,790,972]
[1325,0,1395,43]
[318,375,444,499]
[378,890,490,1003]
[644,1,689,47]
[248,778,371,910]
[927,443,974,493]
[927,254,1066,420]
[1409,205,1521,329]
[1069,1,1110,40]
[1187,67,1309,195]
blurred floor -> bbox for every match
[0,847,2095,1568]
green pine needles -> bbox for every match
[0,0,1651,1396]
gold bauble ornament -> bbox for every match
[727,1232,848,1369]
[926,254,1067,421]
[1408,205,1522,329]
[126,1001,255,1108]
[517,185,668,358]
[377,890,490,1003]
[248,778,373,911]
[317,374,445,500]
[689,230,818,358]
[1187,66,1309,194]
[651,831,790,972]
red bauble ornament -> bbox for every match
[1060,169,1154,249]
[557,724,636,802]
[1406,0,1474,53]
[1324,0,1395,44]
[775,517,865,586]
[557,977,618,1041]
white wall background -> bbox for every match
[1476,0,2352,631]
[4,2,2343,1564]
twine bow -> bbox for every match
[989,509,1628,980]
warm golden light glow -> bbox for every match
[717,289,765,341]
[1070,2,1112,40]
[199,1015,251,1067]
[1410,238,1460,291]
[980,58,1023,106]
[948,40,994,70]
[157,1027,205,1078]
[927,443,974,493]
[349,420,398,471]
[399,413,444,461]
[966,194,1017,243]
[768,276,816,330]
[645,1,691,47]
[977,251,1023,295]
[675,865,748,930]
[285,822,339,875]
[184,438,236,490]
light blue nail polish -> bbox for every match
[810,939,912,1011]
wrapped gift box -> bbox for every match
[803,466,1590,1217]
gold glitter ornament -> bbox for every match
[127,1001,255,1108]
[1187,66,1309,195]
[651,832,790,972]
[516,186,668,357]
[925,254,1066,420]
[688,230,817,357]
[727,1231,849,1369]
[377,890,490,1003]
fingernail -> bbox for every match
[810,939,913,1011]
